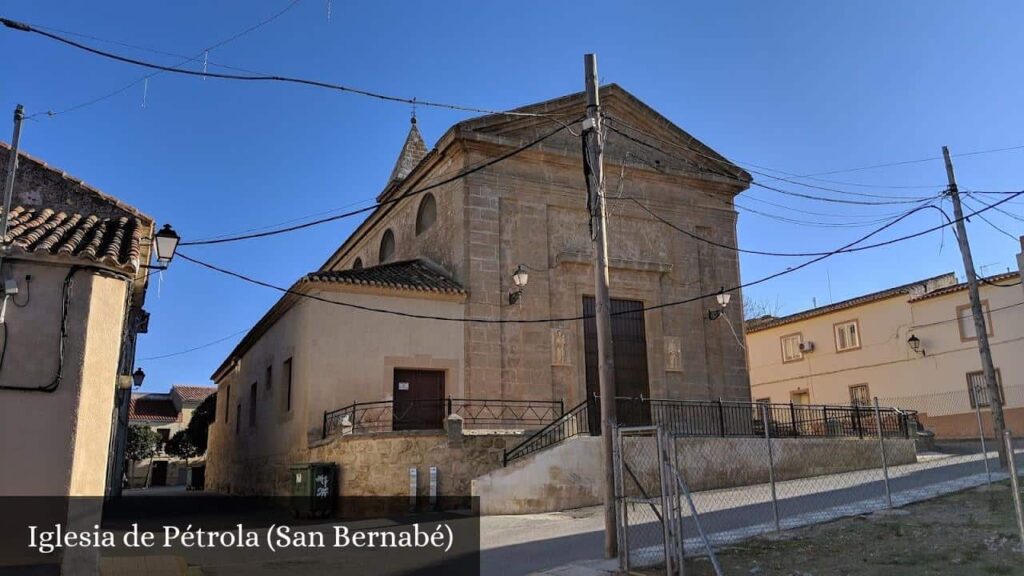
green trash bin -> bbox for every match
[290,462,337,518]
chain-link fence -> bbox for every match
[614,396,1024,575]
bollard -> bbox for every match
[974,388,992,485]
[761,403,781,531]
[873,398,893,509]
[1003,431,1024,552]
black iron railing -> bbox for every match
[502,399,591,466]
[322,397,564,439]
[502,396,918,466]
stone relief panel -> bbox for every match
[551,328,571,366]
[664,336,682,372]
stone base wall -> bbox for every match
[918,407,1024,440]
[206,431,520,498]
[473,436,917,515]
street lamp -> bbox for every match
[907,334,925,356]
[142,224,180,270]
[708,289,731,320]
[509,264,529,305]
[132,367,146,388]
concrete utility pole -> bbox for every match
[1017,236,1023,300]
[582,53,618,559]
[943,146,1008,466]
[0,104,25,272]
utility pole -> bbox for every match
[943,146,1008,466]
[0,104,25,273]
[582,53,618,559]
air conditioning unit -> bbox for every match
[798,341,815,353]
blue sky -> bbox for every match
[2,1,1022,392]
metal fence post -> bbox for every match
[789,402,799,437]
[874,397,893,509]
[975,389,993,485]
[761,403,781,532]
[656,429,675,576]
[1003,430,1024,552]
[717,398,726,437]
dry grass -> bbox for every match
[675,483,1024,576]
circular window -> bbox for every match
[416,193,437,235]
[379,229,396,264]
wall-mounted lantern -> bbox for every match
[142,224,181,270]
[707,289,731,320]
[509,264,529,305]
[132,367,146,388]
[907,334,925,356]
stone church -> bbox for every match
[206,85,750,494]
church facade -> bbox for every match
[206,85,750,491]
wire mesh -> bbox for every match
[617,426,673,572]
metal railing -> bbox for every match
[502,399,591,466]
[322,397,564,439]
[502,396,918,466]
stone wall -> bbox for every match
[206,430,520,499]
[472,436,917,515]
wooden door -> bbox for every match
[583,297,652,433]
[393,369,445,431]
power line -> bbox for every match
[179,118,579,246]
[603,121,933,207]
[18,1,302,119]
[798,145,1024,177]
[177,191,1020,325]
[2,17,565,120]
[138,328,250,361]
[621,191,1023,258]
[961,196,1021,243]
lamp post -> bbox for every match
[509,264,529,305]
[141,224,180,270]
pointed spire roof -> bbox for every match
[387,117,429,183]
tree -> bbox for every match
[186,392,216,455]
[743,296,784,321]
[125,425,160,488]
[164,430,199,466]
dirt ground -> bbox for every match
[677,483,1024,576]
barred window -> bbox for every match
[967,369,1004,408]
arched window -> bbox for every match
[379,229,396,264]
[415,193,437,235]
[352,257,363,270]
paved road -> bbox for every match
[480,451,1017,575]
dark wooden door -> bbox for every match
[393,369,445,431]
[150,461,168,487]
[583,297,652,433]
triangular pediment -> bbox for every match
[454,84,750,185]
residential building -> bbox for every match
[0,142,155,497]
[206,85,752,494]
[746,270,1024,438]
[127,385,214,487]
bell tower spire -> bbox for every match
[388,110,428,183]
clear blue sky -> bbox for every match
[2,1,1022,392]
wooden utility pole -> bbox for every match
[583,53,618,558]
[0,104,25,272]
[943,146,1008,466]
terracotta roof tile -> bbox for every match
[128,395,179,423]
[302,259,465,295]
[171,385,215,404]
[2,205,143,272]
[745,272,959,333]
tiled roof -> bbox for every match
[745,273,959,333]
[302,259,465,295]
[2,205,143,272]
[128,395,179,423]
[908,271,1021,302]
[171,385,215,404]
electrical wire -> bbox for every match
[176,190,1021,325]
[138,328,250,361]
[18,1,302,119]
[2,17,565,120]
[179,118,580,246]
[961,197,1020,243]
[604,120,933,207]
[797,145,1024,178]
